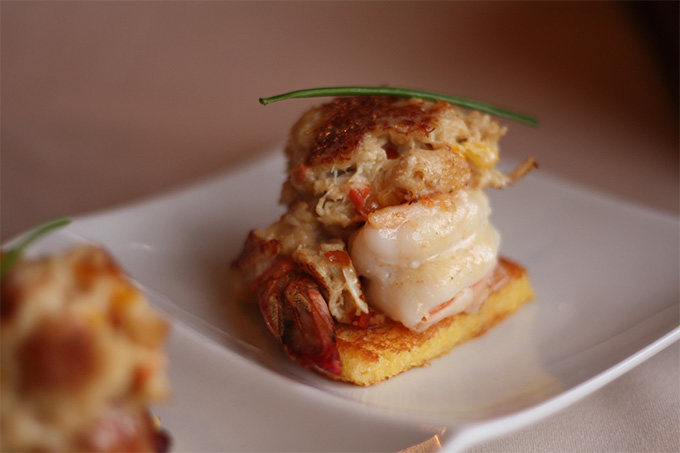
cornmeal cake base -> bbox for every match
[334,259,534,386]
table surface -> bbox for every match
[2,2,678,451]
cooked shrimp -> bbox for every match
[349,189,500,331]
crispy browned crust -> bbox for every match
[281,96,514,228]
[303,96,447,166]
[333,258,534,386]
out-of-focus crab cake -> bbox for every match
[0,245,170,452]
[280,96,508,228]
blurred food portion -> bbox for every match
[1,245,170,452]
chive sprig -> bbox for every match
[259,86,538,127]
[1,216,71,279]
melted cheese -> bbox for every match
[349,189,499,331]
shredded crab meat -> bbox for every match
[478,157,538,190]
[293,243,368,323]
[235,202,369,322]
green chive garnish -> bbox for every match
[1,217,71,279]
[259,86,538,127]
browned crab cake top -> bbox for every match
[281,96,506,228]
[296,96,448,166]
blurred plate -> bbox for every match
[25,148,679,451]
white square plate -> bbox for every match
[26,149,679,451]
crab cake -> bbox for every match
[281,96,527,228]
[235,94,535,385]
[1,245,170,452]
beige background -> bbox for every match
[3,1,677,240]
[2,2,678,451]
